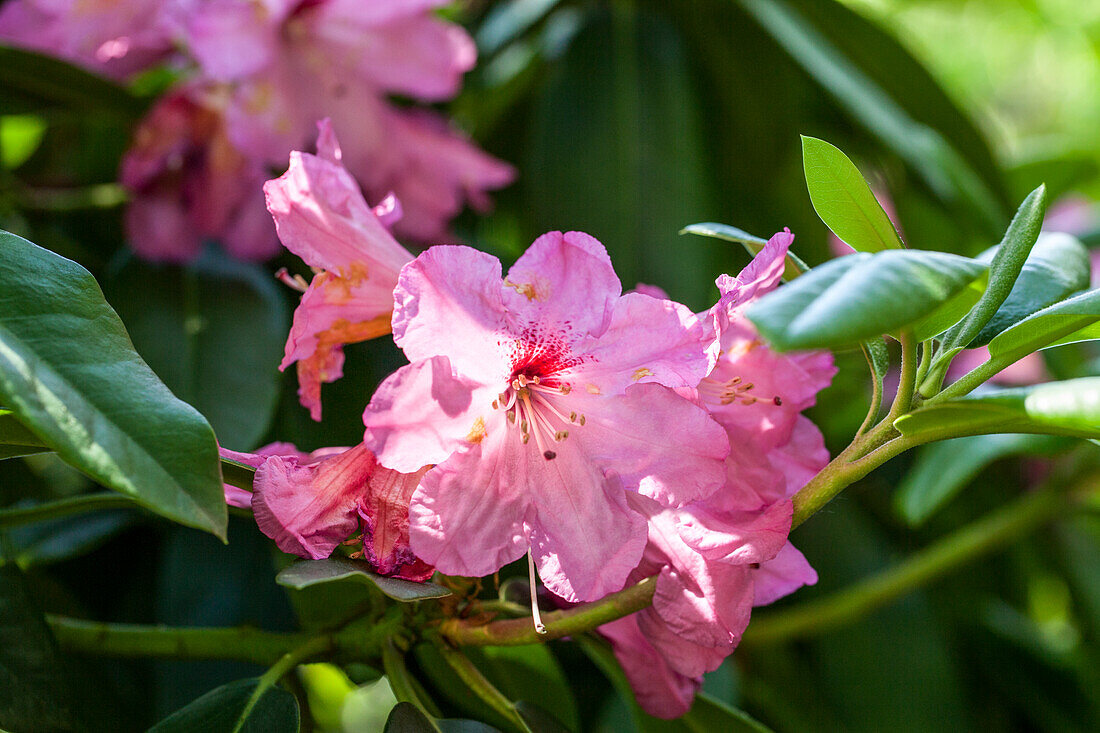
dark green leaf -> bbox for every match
[738,0,1006,234]
[0,410,49,459]
[0,565,81,732]
[514,702,570,733]
[147,678,299,733]
[221,457,257,493]
[679,223,808,281]
[0,44,146,118]
[896,378,1100,441]
[939,185,1048,353]
[745,249,986,351]
[682,694,773,733]
[106,248,288,451]
[9,509,137,566]
[0,231,226,538]
[275,558,451,602]
[469,645,579,731]
[895,434,1070,526]
[800,136,904,252]
[972,231,1090,348]
[382,702,500,733]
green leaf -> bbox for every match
[514,701,571,733]
[469,645,579,731]
[679,223,808,281]
[800,136,904,252]
[682,694,773,733]
[0,44,146,118]
[896,378,1100,441]
[0,565,82,732]
[939,185,1048,352]
[148,678,299,733]
[382,702,499,733]
[909,269,988,341]
[0,409,49,459]
[986,287,1100,367]
[895,434,1071,526]
[275,558,451,602]
[9,509,137,566]
[745,249,987,351]
[0,231,226,538]
[971,231,1090,347]
[106,248,288,451]
[1,114,46,169]
[739,0,1006,234]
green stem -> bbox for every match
[232,635,331,733]
[48,616,317,665]
[382,637,436,718]
[855,342,885,437]
[926,355,1003,405]
[791,435,913,529]
[440,576,656,646]
[434,642,529,732]
[913,339,934,392]
[886,330,917,422]
[748,484,1073,644]
[0,494,140,528]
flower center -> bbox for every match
[492,372,585,461]
[698,376,782,406]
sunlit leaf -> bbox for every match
[0,231,225,538]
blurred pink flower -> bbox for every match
[172,0,514,243]
[0,0,174,78]
[120,86,280,263]
[220,442,432,582]
[265,121,414,420]
[362,232,729,601]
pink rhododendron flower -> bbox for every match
[600,231,832,717]
[362,232,729,601]
[219,443,432,582]
[0,0,174,79]
[172,0,514,243]
[265,121,415,420]
[120,86,279,263]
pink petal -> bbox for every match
[599,615,701,719]
[571,384,729,507]
[408,426,531,579]
[264,143,412,275]
[715,229,793,308]
[391,245,511,382]
[359,465,434,581]
[753,542,817,606]
[363,356,496,473]
[183,0,277,81]
[676,499,792,564]
[503,231,621,342]
[572,293,713,395]
[252,443,375,559]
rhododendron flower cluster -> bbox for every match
[0,0,513,261]
[241,129,835,715]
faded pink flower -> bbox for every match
[362,232,729,601]
[265,121,415,421]
[0,0,174,79]
[172,0,513,243]
[120,86,279,263]
[219,442,432,582]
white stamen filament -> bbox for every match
[528,550,546,635]
[698,375,778,406]
[502,377,583,460]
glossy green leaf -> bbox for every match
[148,678,299,733]
[106,248,288,451]
[0,44,146,118]
[221,457,257,493]
[909,269,988,341]
[801,136,904,252]
[895,434,1070,526]
[896,378,1100,441]
[0,231,226,538]
[939,185,1048,352]
[745,249,986,351]
[0,409,49,459]
[679,223,808,281]
[739,0,1006,234]
[382,702,499,733]
[981,282,1100,371]
[0,565,82,732]
[9,509,137,566]
[276,558,451,602]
